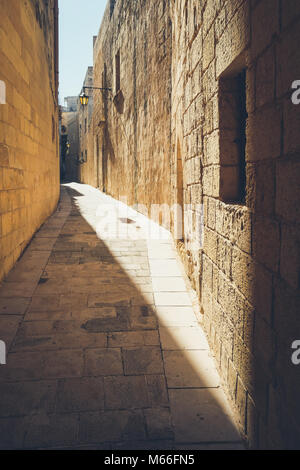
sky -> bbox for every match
[59,0,107,105]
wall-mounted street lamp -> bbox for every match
[79,85,112,106]
[79,93,89,106]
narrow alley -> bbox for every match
[0,184,242,449]
[1,0,300,452]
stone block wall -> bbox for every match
[78,67,98,187]
[171,0,300,449]
[0,0,60,281]
[87,0,173,210]
[82,0,300,448]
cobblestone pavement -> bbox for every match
[0,184,244,449]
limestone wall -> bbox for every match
[82,0,300,448]
[171,0,300,449]
[0,0,60,281]
[87,0,172,210]
[78,67,97,187]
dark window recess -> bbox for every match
[85,149,87,162]
[61,135,68,159]
[85,118,87,133]
[115,50,120,93]
[96,135,99,158]
[194,7,197,30]
[52,116,55,142]
[110,0,116,18]
[219,68,248,204]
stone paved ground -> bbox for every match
[0,184,244,449]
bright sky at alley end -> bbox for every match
[59,0,107,105]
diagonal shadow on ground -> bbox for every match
[0,184,243,450]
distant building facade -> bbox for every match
[60,106,79,182]
[64,96,78,112]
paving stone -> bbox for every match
[24,413,79,449]
[18,316,114,338]
[56,443,112,450]
[159,326,209,350]
[155,306,198,327]
[147,246,177,259]
[29,296,60,312]
[34,280,73,295]
[149,260,182,277]
[0,416,30,449]
[0,315,22,348]
[28,238,57,251]
[57,377,104,412]
[152,277,187,292]
[84,348,123,376]
[35,228,62,238]
[17,320,66,337]
[0,351,44,382]
[135,284,153,293]
[0,380,57,417]
[81,309,131,333]
[154,292,192,306]
[144,408,174,440]
[169,388,241,443]
[163,350,220,388]
[174,443,245,450]
[146,375,169,407]
[0,350,84,381]
[131,293,155,305]
[79,410,146,444]
[59,294,88,309]
[129,305,158,330]
[0,297,30,316]
[41,350,84,379]
[4,263,45,283]
[108,330,159,348]
[123,347,164,375]
[0,282,38,298]
[88,292,133,306]
[104,376,150,409]
[12,331,107,352]
[17,251,51,267]
[24,307,116,322]
[114,440,173,450]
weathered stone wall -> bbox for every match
[171,0,300,449]
[78,67,98,187]
[0,0,60,281]
[88,0,172,210]
[82,0,300,449]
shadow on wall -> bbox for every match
[248,162,300,449]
